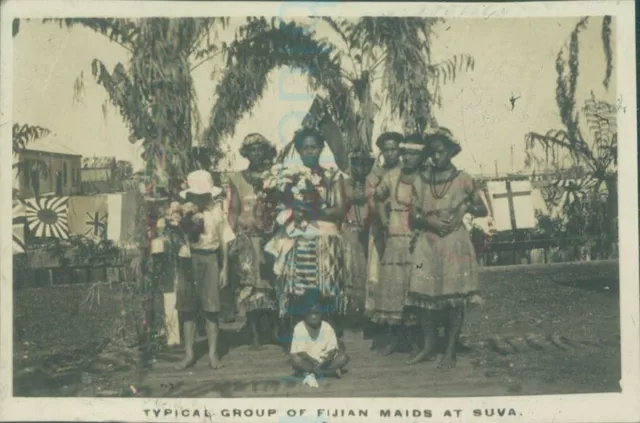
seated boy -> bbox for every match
[289,303,350,387]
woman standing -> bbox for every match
[228,133,279,350]
[407,127,487,368]
[364,132,402,348]
[343,149,375,318]
[265,127,347,340]
[370,134,426,356]
[175,170,235,370]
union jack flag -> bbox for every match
[84,211,108,238]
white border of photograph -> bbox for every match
[1,1,638,422]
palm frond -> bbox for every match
[12,124,51,154]
[203,18,357,153]
[44,18,140,51]
[354,17,446,134]
[427,54,475,85]
[601,16,613,90]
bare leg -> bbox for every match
[247,311,262,350]
[377,325,400,356]
[438,306,464,369]
[290,354,317,374]
[406,311,437,364]
[319,353,350,378]
[175,312,197,370]
[204,312,222,370]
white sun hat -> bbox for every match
[179,170,223,200]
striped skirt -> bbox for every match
[278,234,346,317]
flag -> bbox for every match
[67,195,109,239]
[106,192,141,244]
[13,200,26,254]
[25,196,70,239]
[487,180,535,232]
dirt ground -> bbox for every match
[13,261,621,398]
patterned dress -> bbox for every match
[228,171,278,314]
[370,168,415,325]
[276,167,347,318]
[407,170,482,310]
[364,164,399,315]
[342,179,370,316]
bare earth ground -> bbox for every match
[14,261,620,398]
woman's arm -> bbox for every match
[320,176,347,223]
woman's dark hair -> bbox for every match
[293,127,325,151]
[403,133,424,146]
[375,131,404,149]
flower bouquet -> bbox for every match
[260,164,331,231]
[157,201,205,257]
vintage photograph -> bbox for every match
[1,1,638,420]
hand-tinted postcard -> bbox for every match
[1,1,638,422]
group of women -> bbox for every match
[171,124,489,371]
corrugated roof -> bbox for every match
[82,156,116,169]
[24,138,81,157]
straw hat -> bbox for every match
[179,170,223,200]
[423,127,461,157]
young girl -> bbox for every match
[370,134,426,356]
[174,170,235,370]
[407,127,487,368]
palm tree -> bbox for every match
[30,17,230,185]
[12,123,52,198]
[202,17,474,169]
[525,16,617,256]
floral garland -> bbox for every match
[260,163,336,231]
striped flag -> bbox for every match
[13,200,26,254]
[25,196,70,239]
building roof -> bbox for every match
[24,138,81,157]
[82,156,116,169]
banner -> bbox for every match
[67,195,109,239]
[487,180,535,232]
[107,192,140,244]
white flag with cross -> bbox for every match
[487,180,536,232]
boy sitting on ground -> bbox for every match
[289,303,350,387]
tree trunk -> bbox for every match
[355,76,374,152]
[604,176,618,257]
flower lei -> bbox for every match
[260,163,335,231]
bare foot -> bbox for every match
[405,348,436,365]
[174,354,196,371]
[437,355,457,369]
[376,338,399,356]
[209,355,223,370]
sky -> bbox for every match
[12,16,617,174]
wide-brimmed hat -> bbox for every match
[239,133,274,158]
[179,170,223,200]
[423,127,461,157]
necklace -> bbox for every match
[430,169,458,199]
[395,171,417,207]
